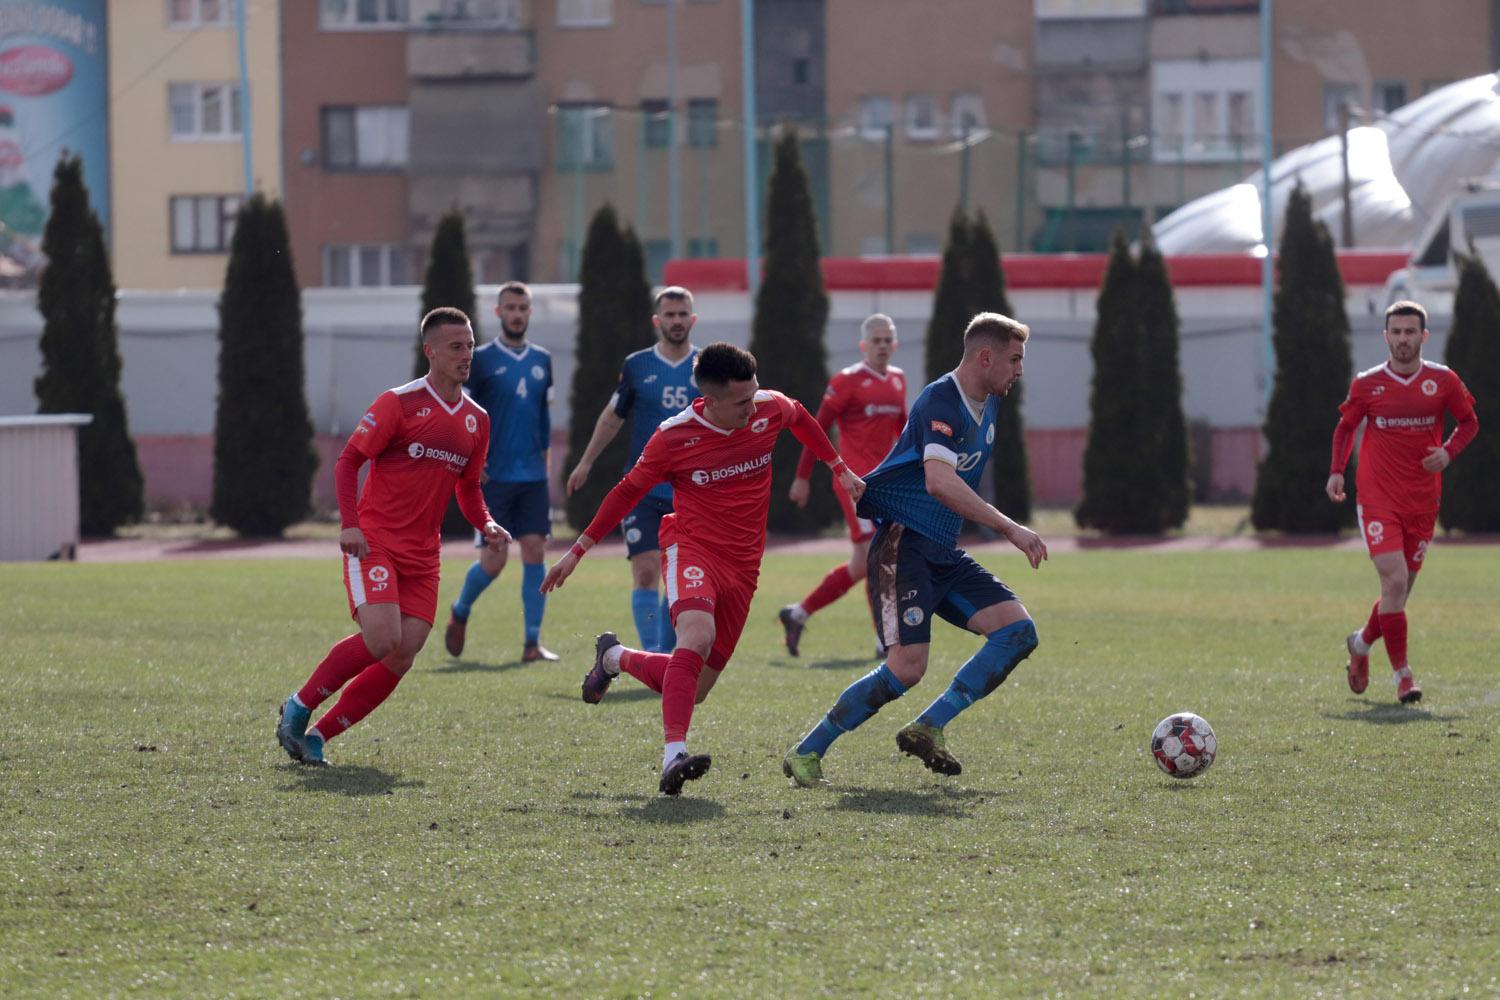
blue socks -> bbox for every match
[916,619,1039,730]
[657,595,676,652]
[521,562,546,645]
[451,561,497,621]
[795,663,908,757]
[631,588,659,650]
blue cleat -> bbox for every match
[300,730,331,768]
[276,697,310,763]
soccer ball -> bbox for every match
[1150,712,1217,779]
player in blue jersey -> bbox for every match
[783,312,1048,786]
[565,287,699,652]
[444,281,560,664]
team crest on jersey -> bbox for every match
[986,424,995,445]
[1366,520,1384,542]
[408,443,425,459]
[368,566,389,583]
[1421,378,1438,396]
[465,414,478,432]
[626,528,642,543]
[683,565,705,580]
[930,420,953,437]
[893,376,903,390]
[902,606,924,626]
[532,366,546,380]
[416,407,431,418]
[751,417,770,433]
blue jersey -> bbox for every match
[610,344,699,501]
[466,339,553,483]
[857,372,999,548]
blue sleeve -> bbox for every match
[612,361,636,418]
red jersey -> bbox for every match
[345,378,491,556]
[1331,361,1478,513]
[583,389,840,567]
[795,362,907,479]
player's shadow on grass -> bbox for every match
[771,656,874,672]
[428,657,536,675]
[543,687,658,704]
[832,784,984,818]
[1323,702,1461,725]
[281,763,423,797]
[563,789,727,824]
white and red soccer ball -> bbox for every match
[1150,712,1217,779]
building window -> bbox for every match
[641,99,670,149]
[1374,80,1407,115]
[858,96,892,141]
[1152,59,1258,162]
[791,58,810,85]
[170,195,240,253]
[1323,82,1360,133]
[557,104,613,170]
[320,0,409,28]
[558,0,611,26]
[687,98,717,148]
[168,83,241,141]
[904,234,939,255]
[905,93,939,140]
[860,235,890,257]
[322,106,409,169]
[168,0,229,27]
[1226,91,1253,147]
[1191,91,1219,148]
[951,92,986,137]
[323,243,416,287]
[1157,91,1182,151]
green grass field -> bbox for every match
[3,544,1497,998]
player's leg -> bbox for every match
[514,479,557,662]
[786,525,923,784]
[596,539,678,698]
[658,606,716,795]
[446,481,514,656]
[1384,511,1434,703]
[648,498,677,652]
[306,612,431,763]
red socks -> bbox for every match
[310,663,402,742]
[661,649,706,744]
[801,564,857,616]
[620,649,671,693]
[298,633,378,710]
[1377,611,1408,671]
[1359,600,1382,645]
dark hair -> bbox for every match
[1385,299,1428,330]
[497,280,531,303]
[421,306,472,338]
[654,285,694,310]
[963,312,1030,352]
[693,342,757,387]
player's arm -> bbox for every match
[924,458,1047,569]
[784,395,864,502]
[457,419,509,550]
[566,402,628,495]
[541,433,668,593]
[790,391,841,507]
[1326,383,1367,502]
[335,393,403,558]
[1423,381,1479,473]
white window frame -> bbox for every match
[168,82,242,142]
[556,104,614,170]
[322,243,417,287]
[170,194,240,253]
[858,95,893,141]
[950,92,986,137]
[558,0,611,26]
[319,0,411,30]
[1151,59,1259,163]
[168,0,231,28]
[321,105,410,170]
[905,93,939,140]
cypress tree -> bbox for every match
[564,204,654,530]
[417,209,477,377]
[1251,185,1354,533]
[748,129,836,534]
[969,209,1031,521]
[1439,252,1500,531]
[925,208,974,383]
[1136,232,1191,530]
[211,194,317,536]
[1076,231,1151,532]
[34,153,143,536]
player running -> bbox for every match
[1327,299,1478,704]
[779,313,906,657]
[276,308,508,767]
[784,312,1047,787]
[445,281,561,664]
[565,286,700,653]
[541,343,865,796]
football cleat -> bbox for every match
[782,749,829,788]
[582,632,621,704]
[443,613,467,657]
[659,751,712,796]
[300,731,331,768]
[1396,669,1423,705]
[896,723,963,776]
[777,606,805,657]
[276,697,310,763]
[523,643,560,663]
[1345,630,1369,694]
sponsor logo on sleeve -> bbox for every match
[362,412,378,427]
[930,419,953,437]
[415,407,431,418]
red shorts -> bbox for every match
[342,540,441,625]
[1356,504,1436,574]
[835,476,876,543]
[661,539,759,670]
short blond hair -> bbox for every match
[963,312,1029,352]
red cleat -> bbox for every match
[1396,669,1423,705]
[444,614,467,657]
[1345,631,1369,694]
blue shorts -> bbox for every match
[866,521,1017,648]
[478,479,551,542]
[621,494,673,558]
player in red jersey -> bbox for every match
[1327,300,1478,704]
[275,308,509,766]
[541,343,865,795]
[779,314,906,657]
